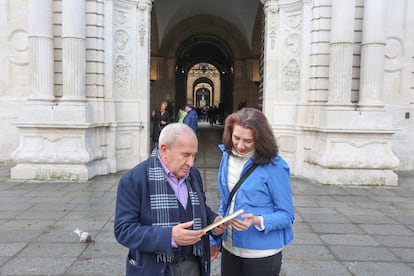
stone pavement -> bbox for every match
[0,122,413,276]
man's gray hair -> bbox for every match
[158,123,197,146]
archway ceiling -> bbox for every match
[176,42,231,73]
[153,0,261,47]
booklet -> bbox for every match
[203,209,244,233]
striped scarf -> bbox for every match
[148,149,204,263]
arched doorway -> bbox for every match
[150,11,259,124]
[192,76,215,108]
[175,34,234,118]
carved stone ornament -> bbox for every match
[384,37,404,72]
[385,37,402,60]
[138,1,148,11]
[283,59,300,91]
[286,33,300,57]
[138,21,146,47]
[270,21,277,50]
[115,9,128,25]
[114,56,130,88]
[115,30,129,52]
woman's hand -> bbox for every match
[212,216,228,235]
[230,213,256,231]
[210,245,220,261]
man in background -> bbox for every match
[183,103,198,133]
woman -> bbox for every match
[151,101,170,147]
[176,106,187,123]
[211,107,294,276]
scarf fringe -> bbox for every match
[193,245,203,257]
[156,252,174,263]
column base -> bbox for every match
[10,163,104,181]
[10,122,112,181]
[303,164,398,186]
[300,108,400,186]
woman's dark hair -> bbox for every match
[223,107,278,165]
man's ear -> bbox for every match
[158,144,168,158]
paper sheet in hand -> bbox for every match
[203,209,244,233]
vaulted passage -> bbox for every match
[150,3,263,120]
[175,34,234,116]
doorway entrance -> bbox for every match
[174,34,234,119]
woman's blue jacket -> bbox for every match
[212,145,294,250]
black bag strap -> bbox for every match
[225,163,258,213]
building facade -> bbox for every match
[0,0,413,185]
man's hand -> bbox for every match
[172,221,205,246]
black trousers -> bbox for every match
[221,247,282,276]
[166,259,200,276]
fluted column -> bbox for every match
[61,0,86,101]
[28,0,54,101]
[327,0,355,107]
[260,0,279,114]
[358,0,386,109]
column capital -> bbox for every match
[261,0,279,16]
[137,0,153,11]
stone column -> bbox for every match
[28,0,54,101]
[61,0,86,101]
[358,0,386,109]
[260,0,279,114]
[327,0,355,107]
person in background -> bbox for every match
[114,123,227,276]
[183,103,198,133]
[176,106,187,123]
[151,101,170,148]
[210,107,294,276]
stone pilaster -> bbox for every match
[28,0,54,102]
[136,0,152,159]
[260,0,279,115]
[327,0,355,107]
[61,0,86,101]
[358,0,386,109]
[111,0,153,170]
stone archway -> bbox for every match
[150,12,259,118]
[174,34,234,115]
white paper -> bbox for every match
[203,209,244,233]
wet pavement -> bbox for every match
[0,122,413,275]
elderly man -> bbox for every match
[114,123,226,276]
